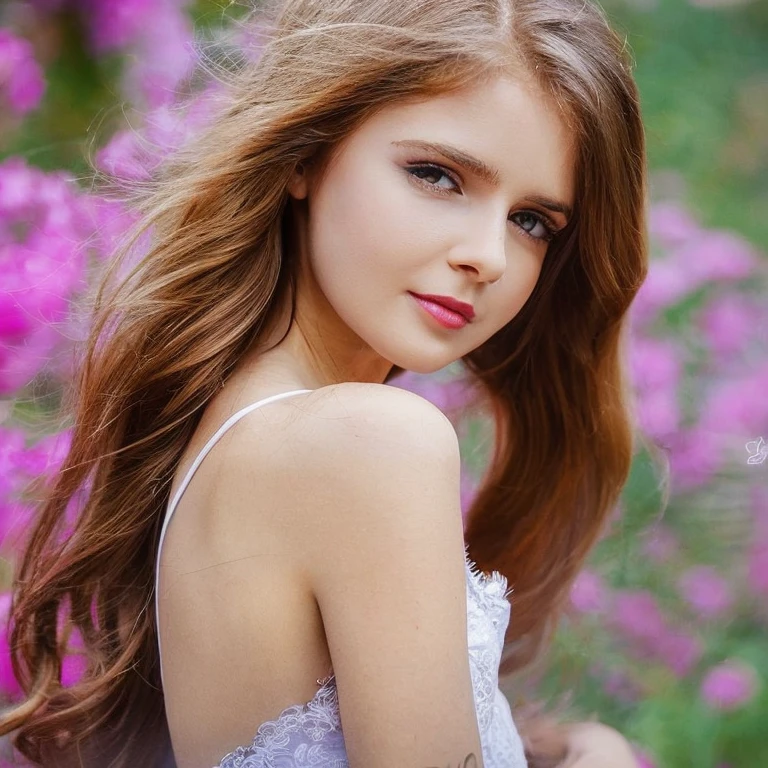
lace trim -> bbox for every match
[463,543,514,604]
[463,544,512,736]
[216,551,513,766]
[217,676,342,767]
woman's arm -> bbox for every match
[560,721,640,767]
[264,383,486,768]
[518,712,639,768]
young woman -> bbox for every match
[1,0,647,766]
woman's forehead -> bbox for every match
[330,75,575,208]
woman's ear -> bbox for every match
[286,162,309,200]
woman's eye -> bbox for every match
[406,164,458,192]
[510,211,556,242]
[407,164,558,243]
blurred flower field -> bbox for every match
[1,0,767,766]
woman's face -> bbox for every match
[288,72,575,376]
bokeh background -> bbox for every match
[1,0,767,766]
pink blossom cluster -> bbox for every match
[0,158,90,395]
[573,577,709,681]
[629,202,768,492]
[114,0,196,109]
[610,589,705,678]
[576,576,761,740]
[0,423,82,708]
[0,425,71,556]
[0,157,136,395]
[701,659,761,711]
[567,492,766,722]
[96,87,221,181]
[0,28,45,116]
[23,0,196,108]
[0,592,87,703]
[634,203,759,325]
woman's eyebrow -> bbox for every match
[392,138,573,220]
[393,138,500,186]
[525,194,572,219]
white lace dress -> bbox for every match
[155,390,528,768]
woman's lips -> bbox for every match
[408,292,470,329]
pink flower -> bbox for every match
[654,630,704,678]
[15,430,70,480]
[611,591,666,645]
[701,364,768,438]
[634,748,657,768]
[629,335,684,438]
[97,98,219,181]
[61,652,88,689]
[672,231,757,287]
[633,219,760,328]
[642,525,679,563]
[0,427,70,553]
[0,500,34,556]
[631,259,693,326]
[0,592,22,699]
[0,158,93,395]
[83,0,159,53]
[0,322,64,395]
[668,427,722,493]
[96,129,152,181]
[78,195,139,263]
[697,293,760,362]
[0,29,45,116]
[637,387,681,440]
[61,628,87,688]
[649,202,700,249]
[678,566,733,619]
[570,569,609,614]
[0,427,26,498]
[601,668,642,703]
[120,1,195,109]
[0,156,36,215]
[393,371,473,414]
[701,660,759,711]
[629,336,683,390]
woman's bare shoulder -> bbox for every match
[221,379,462,564]
[222,381,454,455]
[295,382,459,476]
[298,380,453,425]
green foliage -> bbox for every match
[604,0,768,248]
[1,10,123,174]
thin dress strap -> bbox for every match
[154,389,313,689]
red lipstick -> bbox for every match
[409,292,475,329]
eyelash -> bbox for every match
[404,162,562,244]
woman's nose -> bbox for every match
[448,219,507,285]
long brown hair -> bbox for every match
[1,0,647,764]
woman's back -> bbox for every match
[157,386,333,766]
[155,381,526,768]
